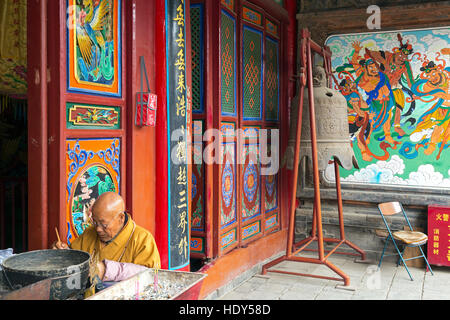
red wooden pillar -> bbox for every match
[155,0,193,271]
[27,0,48,250]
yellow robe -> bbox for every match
[70,214,160,269]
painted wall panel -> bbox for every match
[325,27,450,190]
[67,0,122,97]
[65,138,121,244]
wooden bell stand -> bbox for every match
[261,29,368,288]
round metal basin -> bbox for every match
[1,249,90,299]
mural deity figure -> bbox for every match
[410,60,450,159]
[339,77,374,161]
[364,34,416,137]
[350,41,398,146]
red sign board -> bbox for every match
[428,205,450,266]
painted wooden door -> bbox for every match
[52,0,127,244]
[239,1,281,248]
[189,1,209,259]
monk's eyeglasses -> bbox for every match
[91,211,125,230]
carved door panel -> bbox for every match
[189,0,283,259]
[61,0,126,244]
[239,1,281,247]
[190,2,209,258]
[217,2,240,256]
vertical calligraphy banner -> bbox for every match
[165,0,190,270]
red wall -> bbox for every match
[125,0,157,236]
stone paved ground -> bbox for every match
[217,251,450,300]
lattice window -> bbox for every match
[190,5,204,114]
[265,37,279,121]
[242,25,263,120]
[220,10,236,116]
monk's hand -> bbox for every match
[96,260,106,280]
[51,241,69,250]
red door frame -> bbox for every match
[27,0,48,250]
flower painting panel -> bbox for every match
[65,138,121,244]
[70,164,116,237]
[325,27,450,189]
[221,142,236,229]
[67,0,122,97]
[241,143,260,221]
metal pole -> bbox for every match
[286,79,305,257]
[306,39,324,261]
[334,159,345,240]
[286,36,308,258]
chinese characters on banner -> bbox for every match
[428,205,450,266]
[167,0,190,270]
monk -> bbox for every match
[52,192,160,286]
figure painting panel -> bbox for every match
[67,0,122,97]
[325,28,450,189]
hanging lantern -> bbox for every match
[136,56,157,127]
[284,65,358,173]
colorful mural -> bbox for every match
[190,236,205,255]
[220,9,237,116]
[325,27,450,189]
[220,142,236,228]
[264,173,277,212]
[242,143,260,221]
[65,138,121,243]
[220,228,237,250]
[265,35,280,121]
[66,102,120,129]
[221,0,234,12]
[190,4,204,115]
[242,24,263,120]
[67,0,122,97]
[0,0,27,95]
[191,120,204,232]
[70,164,116,236]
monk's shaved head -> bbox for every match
[91,192,126,242]
[92,192,125,218]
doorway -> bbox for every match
[0,0,28,253]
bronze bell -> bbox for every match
[283,65,358,176]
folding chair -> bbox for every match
[377,202,433,281]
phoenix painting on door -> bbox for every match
[67,0,122,97]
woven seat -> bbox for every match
[377,201,433,281]
[393,230,428,245]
